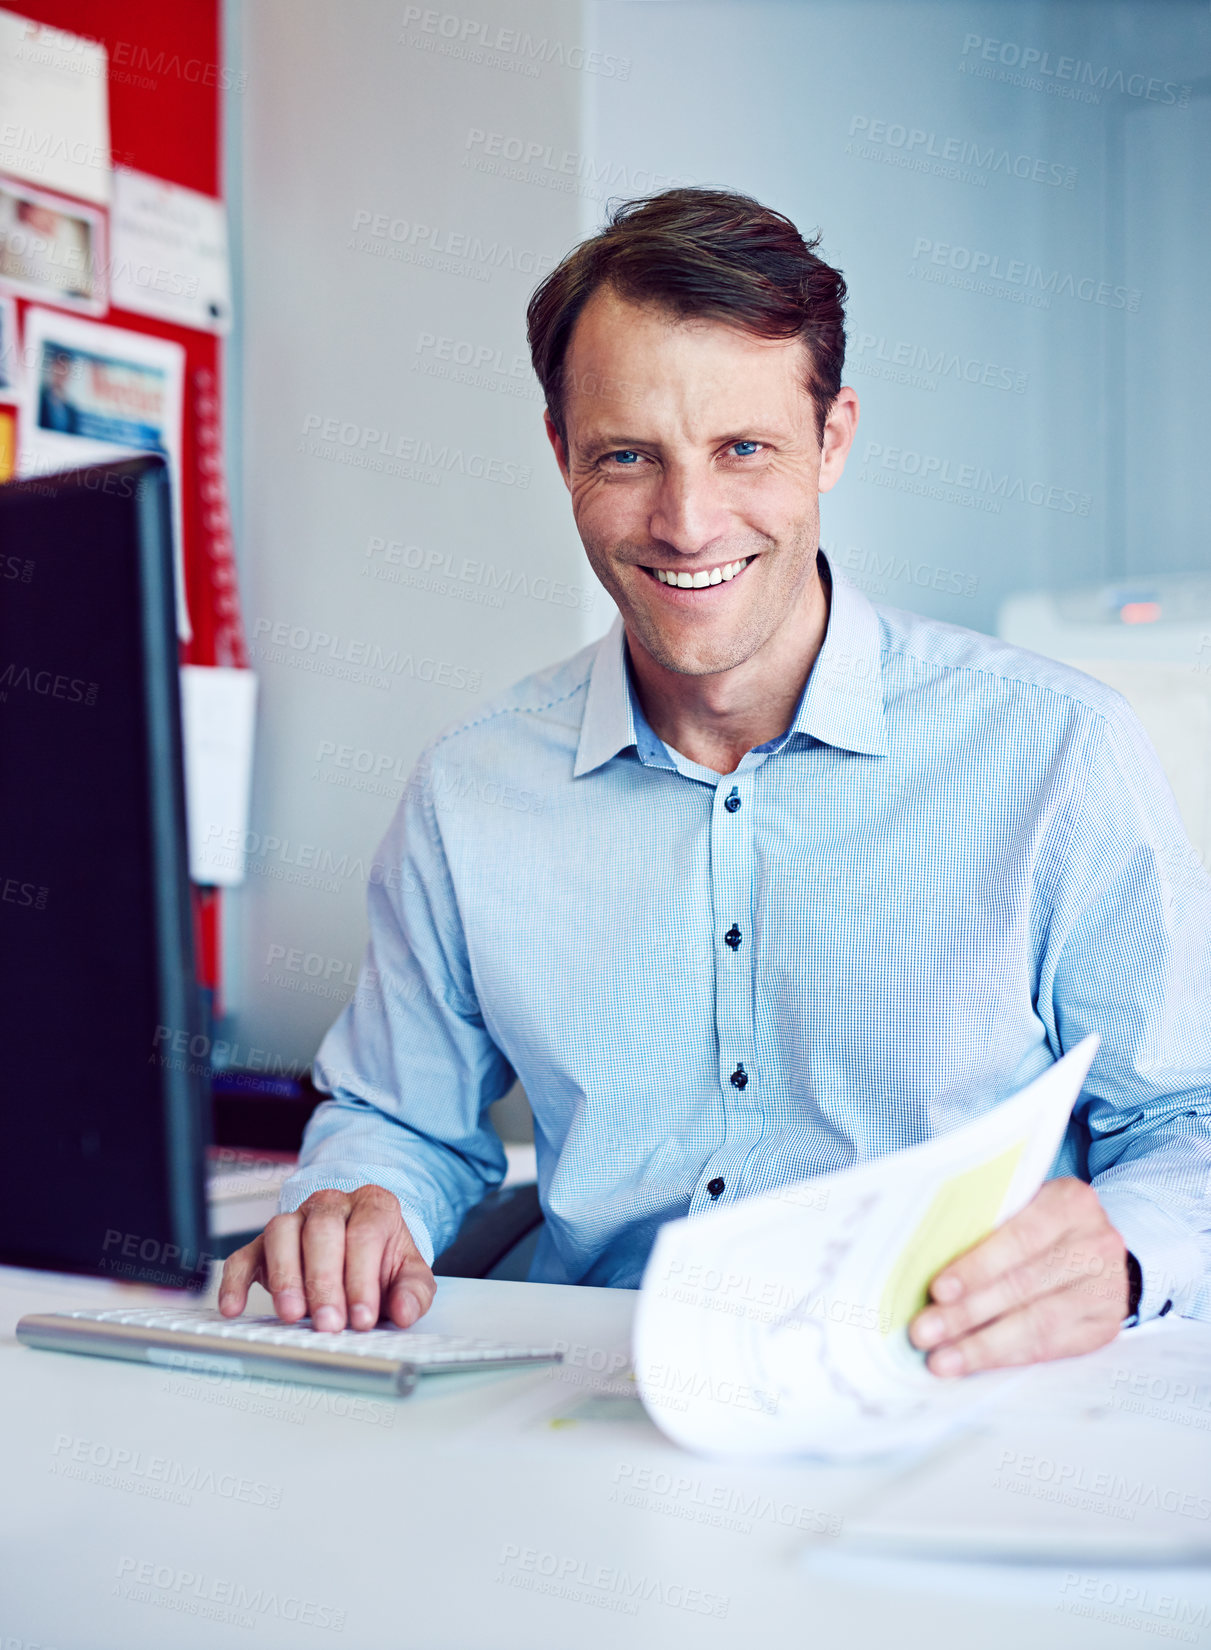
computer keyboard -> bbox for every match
[16,1307,563,1396]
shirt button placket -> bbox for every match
[704,774,756,1208]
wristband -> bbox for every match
[1126,1251,1142,1318]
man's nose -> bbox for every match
[648,466,730,557]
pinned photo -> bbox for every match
[0,178,107,315]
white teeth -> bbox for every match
[653,557,749,587]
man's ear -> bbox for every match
[818,386,859,496]
[543,409,572,490]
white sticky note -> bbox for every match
[179,666,258,886]
[111,168,232,334]
[0,10,111,204]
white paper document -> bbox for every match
[179,666,258,886]
[110,168,232,333]
[634,1036,1100,1462]
[0,10,111,204]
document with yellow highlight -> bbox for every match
[634,1036,1100,1461]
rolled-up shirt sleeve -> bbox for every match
[278,751,514,1264]
[1039,697,1211,1321]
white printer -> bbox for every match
[997,574,1211,865]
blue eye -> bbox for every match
[610,450,641,465]
[732,441,760,457]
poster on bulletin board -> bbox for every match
[18,305,190,638]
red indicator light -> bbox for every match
[1120,602,1161,624]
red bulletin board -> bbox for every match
[10,0,239,668]
[6,0,245,994]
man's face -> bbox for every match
[546,287,857,678]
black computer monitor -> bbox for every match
[0,456,210,1287]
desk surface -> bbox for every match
[3,1262,1210,1649]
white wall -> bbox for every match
[224,0,598,1101]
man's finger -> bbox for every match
[384,1253,436,1329]
[300,1196,353,1330]
[924,1283,1117,1378]
[218,1234,264,1317]
[911,1247,1060,1350]
[262,1210,307,1323]
[342,1201,398,1329]
[928,1179,1094,1304]
[912,1222,1127,1351]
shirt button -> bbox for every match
[707,1177,725,1198]
[724,924,742,950]
[723,786,741,813]
[729,1064,748,1090]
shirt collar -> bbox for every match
[573,549,888,778]
[785,550,889,758]
[574,610,639,777]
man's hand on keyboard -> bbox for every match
[218,1185,436,1332]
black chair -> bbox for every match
[433,1182,543,1280]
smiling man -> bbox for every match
[221,188,1211,1374]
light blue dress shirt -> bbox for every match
[284,552,1211,1322]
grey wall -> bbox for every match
[584,0,1209,628]
[223,0,1208,1107]
[224,0,596,1114]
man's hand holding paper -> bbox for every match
[910,1178,1130,1377]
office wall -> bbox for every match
[583,0,1209,629]
[223,0,596,1107]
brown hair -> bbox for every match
[526,187,848,445]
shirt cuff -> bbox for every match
[1094,1186,1205,1324]
[278,1168,437,1266]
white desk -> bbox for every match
[3,1262,1210,1649]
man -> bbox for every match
[37,350,80,435]
[221,188,1211,1376]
